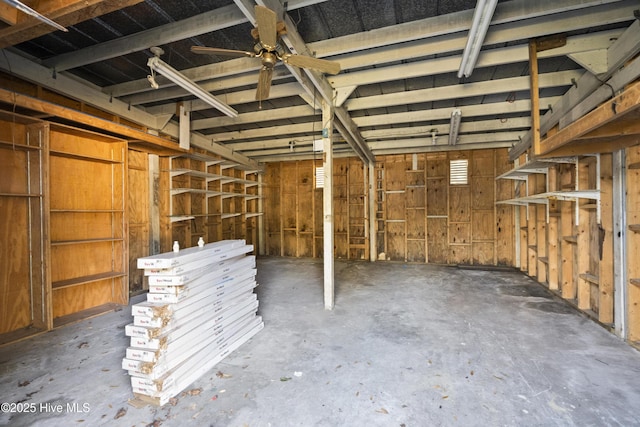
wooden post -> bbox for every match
[322,100,335,310]
[599,153,614,324]
[547,167,559,291]
[368,162,377,262]
[529,39,541,157]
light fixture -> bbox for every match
[4,0,68,32]
[147,47,237,118]
[457,0,498,78]
[449,109,462,146]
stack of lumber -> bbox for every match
[122,239,263,406]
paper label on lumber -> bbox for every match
[144,245,253,276]
[137,239,246,269]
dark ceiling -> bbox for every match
[0,0,638,164]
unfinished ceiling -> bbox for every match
[0,0,638,164]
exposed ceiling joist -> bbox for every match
[0,0,144,48]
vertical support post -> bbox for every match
[529,40,541,157]
[368,162,377,262]
[613,150,627,338]
[258,172,265,256]
[179,105,190,150]
[148,154,161,255]
[322,100,335,310]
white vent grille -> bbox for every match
[315,167,324,188]
[450,159,468,185]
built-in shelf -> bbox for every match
[628,162,640,170]
[563,235,578,244]
[538,257,549,264]
[0,192,42,197]
[51,238,124,246]
[221,213,242,219]
[245,212,263,218]
[627,224,640,233]
[170,215,195,223]
[50,149,121,164]
[579,273,599,285]
[0,140,41,151]
[50,209,123,213]
[630,278,640,287]
[52,272,126,290]
[496,157,576,180]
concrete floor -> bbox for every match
[1,257,640,426]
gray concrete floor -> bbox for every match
[1,257,640,426]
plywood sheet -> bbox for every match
[450,245,471,265]
[407,240,426,263]
[449,223,470,245]
[449,186,470,222]
[472,210,494,242]
[426,153,447,178]
[427,177,447,216]
[427,218,448,264]
[472,242,495,265]
[53,280,114,318]
[0,198,31,334]
[471,176,495,210]
[386,222,405,261]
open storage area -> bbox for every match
[1,0,640,424]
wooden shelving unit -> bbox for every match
[48,124,128,326]
[167,150,261,251]
[0,113,48,343]
[496,154,607,317]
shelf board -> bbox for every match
[52,272,126,290]
[385,190,405,194]
[538,257,549,264]
[221,213,242,219]
[170,168,225,182]
[0,140,41,151]
[169,215,195,223]
[579,273,599,285]
[245,212,264,218]
[580,203,598,210]
[496,157,576,180]
[0,192,42,198]
[51,238,124,246]
[630,278,640,287]
[628,224,640,233]
[563,235,578,244]
[53,303,123,329]
[629,162,640,170]
[50,149,122,164]
[50,209,123,213]
[385,219,406,223]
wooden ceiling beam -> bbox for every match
[0,0,144,49]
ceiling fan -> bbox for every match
[190,5,341,102]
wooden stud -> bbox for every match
[599,153,614,324]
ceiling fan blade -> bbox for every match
[256,66,273,101]
[282,54,341,75]
[190,46,256,58]
[255,5,277,49]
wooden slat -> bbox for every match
[599,153,614,324]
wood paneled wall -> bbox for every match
[263,149,514,266]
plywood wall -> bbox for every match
[263,149,514,266]
[128,150,150,294]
